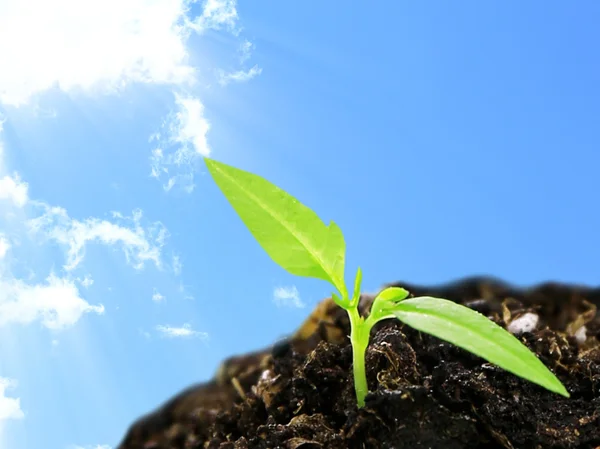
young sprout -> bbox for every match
[204,157,570,407]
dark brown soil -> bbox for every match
[117,277,600,449]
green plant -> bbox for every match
[204,157,570,408]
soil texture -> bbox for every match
[117,276,600,449]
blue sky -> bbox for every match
[0,1,599,448]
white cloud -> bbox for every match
[0,0,249,107]
[0,168,162,332]
[169,95,211,156]
[79,275,94,289]
[0,0,202,107]
[149,93,210,191]
[155,323,207,339]
[0,169,104,333]
[273,285,305,308]
[0,236,10,259]
[0,377,24,421]
[152,288,165,302]
[0,150,168,333]
[0,77,185,337]
[218,65,262,86]
[191,0,239,34]
[172,255,182,275]
[129,1,258,193]
[0,273,104,330]
[28,206,168,272]
[0,174,28,207]
[239,40,254,64]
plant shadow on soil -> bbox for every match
[118,277,600,449]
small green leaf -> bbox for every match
[205,157,347,297]
[370,286,410,316]
[350,267,363,307]
[392,296,569,398]
[375,286,410,304]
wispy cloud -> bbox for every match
[79,275,94,289]
[238,40,254,64]
[150,93,211,192]
[217,39,262,86]
[239,40,254,64]
[0,131,171,332]
[172,255,183,276]
[152,288,165,302]
[0,154,105,331]
[141,0,261,193]
[0,377,24,421]
[28,207,168,272]
[191,0,239,34]
[273,285,305,308]
[218,65,262,86]
[155,323,208,339]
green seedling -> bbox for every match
[204,157,570,407]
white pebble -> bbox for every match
[574,326,587,344]
[507,312,539,334]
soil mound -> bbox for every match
[118,276,600,449]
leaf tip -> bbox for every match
[552,381,570,398]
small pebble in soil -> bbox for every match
[574,325,587,344]
[507,312,539,334]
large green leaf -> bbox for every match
[205,157,347,297]
[392,296,569,397]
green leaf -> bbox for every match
[391,296,570,398]
[205,157,347,297]
[370,286,410,316]
[350,267,363,307]
[374,286,410,304]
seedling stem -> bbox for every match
[204,156,570,408]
